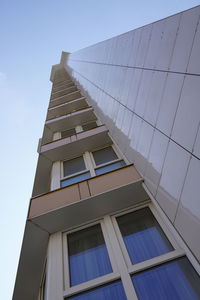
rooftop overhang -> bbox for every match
[50,52,70,82]
[13,165,149,300]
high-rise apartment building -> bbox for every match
[13,5,200,300]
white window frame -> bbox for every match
[60,145,127,188]
[60,120,98,140]
[62,203,186,299]
[44,202,200,300]
[89,144,126,175]
[111,203,184,275]
[39,264,46,300]
[60,154,91,187]
[62,218,121,297]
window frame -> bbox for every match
[111,203,184,275]
[60,120,98,141]
[89,144,126,175]
[60,145,127,188]
[62,202,196,300]
[39,263,47,300]
[62,218,120,296]
[60,154,91,187]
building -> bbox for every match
[13,5,200,300]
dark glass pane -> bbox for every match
[68,224,112,286]
[95,160,126,175]
[92,147,118,166]
[82,121,97,131]
[66,281,127,300]
[61,128,76,138]
[117,208,173,264]
[63,156,86,177]
[61,172,91,187]
[132,257,200,300]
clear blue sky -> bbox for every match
[0,0,199,299]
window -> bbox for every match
[66,281,127,300]
[92,146,126,176]
[82,121,97,131]
[67,224,112,286]
[60,146,126,188]
[61,205,200,300]
[63,156,86,177]
[60,121,97,140]
[61,156,91,188]
[61,128,76,139]
[116,207,173,264]
[132,257,200,300]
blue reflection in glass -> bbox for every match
[61,172,91,187]
[95,160,126,176]
[67,281,127,300]
[132,257,200,300]
[117,208,173,264]
[68,224,112,286]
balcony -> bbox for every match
[53,79,72,89]
[46,96,88,120]
[49,90,82,108]
[52,81,74,93]
[29,165,148,232]
[40,125,111,162]
[33,125,111,197]
[15,165,148,300]
[50,85,78,100]
[42,107,96,145]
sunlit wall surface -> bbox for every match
[66,6,200,262]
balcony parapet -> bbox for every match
[46,96,88,120]
[29,165,148,229]
[42,107,96,145]
[50,85,78,100]
[14,165,148,300]
[52,81,74,93]
[49,90,82,108]
[40,125,111,162]
[52,79,72,89]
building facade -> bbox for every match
[13,5,200,300]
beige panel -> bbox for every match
[78,181,90,199]
[29,185,80,217]
[30,166,140,218]
[88,166,141,195]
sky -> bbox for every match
[0,0,199,299]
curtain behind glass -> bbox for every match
[63,156,86,177]
[61,171,91,187]
[92,147,118,166]
[132,257,200,300]
[116,208,173,264]
[95,160,125,175]
[67,281,127,300]
[67,224,112,286]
